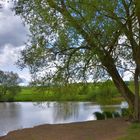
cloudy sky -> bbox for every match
[0,1,31,85]
[0,0,132,85]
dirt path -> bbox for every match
[0,118,130,140]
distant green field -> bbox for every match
[14,86,96,101]
[12,81,123,104]
[0,81,125,103]
[14,87,89,101]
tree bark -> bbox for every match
[134,66,140,121]
[132,47,140,121]
[101,54,135,109]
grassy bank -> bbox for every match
[14,87,91,101]
[13,81,123,103]
[0,81,124,103]
[14,86,98,101]
[118,123,140,140]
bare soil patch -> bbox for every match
[0,118,130,140]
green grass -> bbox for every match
[0,80,139,102]
[14,87,49,101]
[118,123,140,140]
[14,87,94,101]
[13,86,123,102]
[0,81,124,103]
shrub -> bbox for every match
[103,111,113,119]
[94,112,105,120]
[112,112,121,118]
[121,108,133,119]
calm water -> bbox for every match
[0,102,128,136]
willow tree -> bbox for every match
[15,0,140,121]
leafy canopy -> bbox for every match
[14,0,140,120]
[15,0,137,85]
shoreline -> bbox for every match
[0,118,130,140]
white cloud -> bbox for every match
[0,1,29,48]
[0,44,31,84]
[0,44,21,66]
[0,1,31,85]
[123,71,133,81]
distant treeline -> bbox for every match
[13,80,121,104]
[1,80,137,104]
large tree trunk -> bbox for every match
[133,47,140,120]
[134,67,140,121]
[101,53,140,121]
[107,66,134,109]
[101,54,135,110]
[132,47,140,121]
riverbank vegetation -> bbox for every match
[1,80,136,104]
[0,70,21,101]
[118,123,140,140]
[2,80,122,102]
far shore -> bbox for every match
[0,118,130,140]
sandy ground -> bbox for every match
[0,118,130,140]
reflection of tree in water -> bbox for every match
[0,102,21,117]
[53,102,79,121]
[0,102,21,126]
[33,102,80,122]
[33,102,52,109]
[101,105,121,113]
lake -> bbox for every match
[0,101,128,136]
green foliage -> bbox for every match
[4,86,21,101]
[94,112,105,120]
[7,81,123,102]
[103,111,113,119]
[14,0,134,84]
[121,108,133,118]
[0,70,21,101]
[14,0,140,120]
[118,123,140,140]
[94,81,120,105]
[112,112,121,118]
[94,111,121,120]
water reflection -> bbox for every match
[101,105,120,113]
[33,102,81,123]
[53,102,79,122]
[0,102,127,136]
[0,102,22,136]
